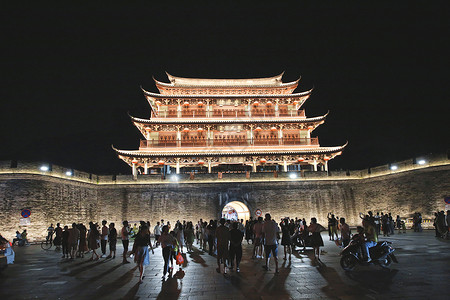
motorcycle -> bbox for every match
[340,239,398,270]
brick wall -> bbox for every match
[0,165,448,241]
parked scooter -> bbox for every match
[340,239,398,270]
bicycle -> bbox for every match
[40,238,53,250]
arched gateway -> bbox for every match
[222,201,250,222]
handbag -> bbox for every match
[175,252,184,265]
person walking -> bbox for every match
[158,225,175,279]
[280,218,292,260]
[106,223,117,259]
[307,217,326,261]
[262,213,280,273]
[175,223,185,253]
[215,218,230,274]
[229,222,244,272]
[133,225,154,284]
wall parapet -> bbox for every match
[0,153,448,185]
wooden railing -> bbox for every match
[140,137,318,148]
[155,109,305,118]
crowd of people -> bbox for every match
[4,209,449,283]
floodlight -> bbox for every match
[390,165,398,171]
[40,165,49,171]
[65,171,73,176]
[289,173,297,179]
[417,159,426,165]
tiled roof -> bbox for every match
[141,88,313,99]
[112,143,347,158]
[129,113,328,125]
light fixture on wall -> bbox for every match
[40,165,49,171]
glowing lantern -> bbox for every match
[183,101,190,106]
[158,160,165,165]
[131,160,138,164]
[198,160,205,165]
[270,126,277,132]
[183,128,190,133]
[260,158,267,164]
[197,101,204,106]
[253,101,259,106]
[307,125,314,130]
[298,157,305,162]
[155,101,162,106]
[255,127,262,132]
[323,156,330,161]
[197,128,204,133]
[145,127,152,132]
[293,101,299,105]
[266,101,273,106]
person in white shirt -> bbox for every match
[154,222,162,247]
[262,213,280,273]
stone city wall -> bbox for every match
[0,158,449,241]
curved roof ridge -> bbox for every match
[163,72,286,87]
[141,88,313,99]
[129,113,327,124]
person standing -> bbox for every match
[307,218,326,261]
[54,223,63,250]
[46,224,54,242]
[396,215,402,234]
[107,223,117,259]
[121,221,130,264]
[340,218,351,247]
[229,222,244,272]
[374,212,381,235]
[154,222,162,247]
[77,223,87,258]
[133,225,154,283]
[61,226,69,259]
[88,223,100,261]
[100,220,109,258]
[252,217,264,259]
[184,222,195,253]
[262,213,280,273]
[327,213,338,241]
[207,220,216,255]
[68,223,80,259]
[215,218,230,274]
[381,213,389,237]
[280,218,292,260]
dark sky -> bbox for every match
[1,2,449,174]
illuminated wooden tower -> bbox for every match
[113,72,346,176]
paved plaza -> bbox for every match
[1,230,449,300]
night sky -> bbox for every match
[1,2,449,174]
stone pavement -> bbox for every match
[1,231,449,300]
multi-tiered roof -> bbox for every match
[114,72,346,175]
